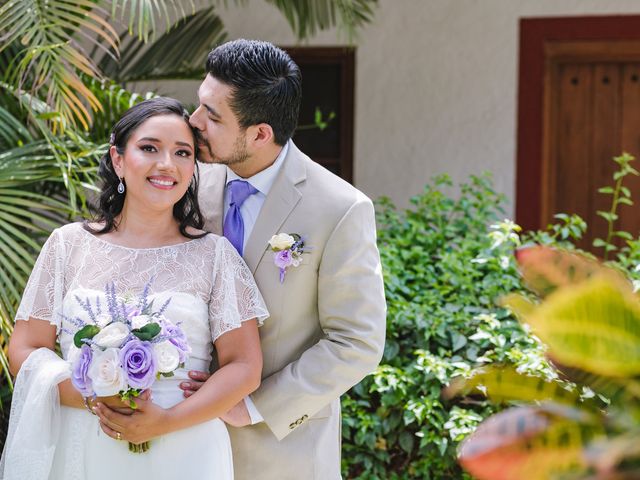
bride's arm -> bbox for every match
[9,318,84,409]
[95,319,262,443]
[8,318,134,412]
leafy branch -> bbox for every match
[593,153,639,260]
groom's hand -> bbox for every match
[180,370,210,397]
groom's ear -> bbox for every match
[248,123,275,148]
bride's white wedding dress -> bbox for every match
[0,222,268,480]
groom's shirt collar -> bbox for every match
[225,140,289,195]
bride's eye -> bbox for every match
[140,144,157,153]
[176,149,192,158]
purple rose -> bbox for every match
[160,319,191,363]
[274,250,293,269]
[71,344,94,397]
[120,340,157,390]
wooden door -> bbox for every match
[543,42,640,251]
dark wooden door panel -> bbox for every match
[620,63,640,237]
[541,39,640,254]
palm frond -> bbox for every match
[110,0,196,42]
[85,77,155,143]
[0,0,120,131]
[99,8,227,83]
[264,0,378,40]
[1,83,102,211]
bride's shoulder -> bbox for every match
[51,221,88,238]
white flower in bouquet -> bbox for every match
[131,314,152,330]
[153,341,181,373]
[94,313,112,328]
[88,348,127,396]
[93,322,130,348]
[268,233,295,251]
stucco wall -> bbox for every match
[145,0,640,214]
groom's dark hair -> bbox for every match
[206,39,301,146]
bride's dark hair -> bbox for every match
[86,97,206,239]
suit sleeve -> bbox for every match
[251,196,387,440]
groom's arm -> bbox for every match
[251,195,387,440]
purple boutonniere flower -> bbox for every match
[268,233,307,283]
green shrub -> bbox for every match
[341,174,555,479]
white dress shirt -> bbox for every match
[223,141,289,424]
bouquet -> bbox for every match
[67,281,190,453]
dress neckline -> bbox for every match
[78,224,204,252]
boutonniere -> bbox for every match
[268,233,306,283]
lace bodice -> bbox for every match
[16,223,268,392]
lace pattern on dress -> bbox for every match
[14,223,268,342]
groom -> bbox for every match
[186,39,386,479]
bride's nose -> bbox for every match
[157,151,176,170]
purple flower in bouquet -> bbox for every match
[120,340,157,390]
[160,319,190,363]
[71,344,94,397]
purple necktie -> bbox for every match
[223,180,258,256]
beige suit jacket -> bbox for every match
[198,142,386,480]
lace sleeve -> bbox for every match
[15,228,66,329]
[209,237,268,342]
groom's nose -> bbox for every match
[189,106,204,130]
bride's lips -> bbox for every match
[147,175,178,190]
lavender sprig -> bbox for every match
[74,295,97,324]
[106,283,119,320]
[157,298,172,315]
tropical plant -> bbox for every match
[448,245,640,480]
[340,174,555,479]
[443,155,640,480]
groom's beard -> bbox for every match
[201,132,250,167]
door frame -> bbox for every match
[517,15,640,230]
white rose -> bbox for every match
[131,314,152,330]
[93,322,130,348]
[268,233,295,251]
[153,341,180,373]
[88,348,127,396]
[94,313,112,328]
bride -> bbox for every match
[0,97,268,479]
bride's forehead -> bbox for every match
[129,115,193,143]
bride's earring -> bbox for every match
[117,178,125,194]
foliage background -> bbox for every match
[340,174,557,479]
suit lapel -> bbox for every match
[199,163,226,236]
[243,144,306,274]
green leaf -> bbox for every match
[399,431,415,454]
[597,211,618,222]
[598,186,615,195]
[131,322,161,341]
[74,325,100,348]
[445,366,589,408]
[527,276,640,377]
